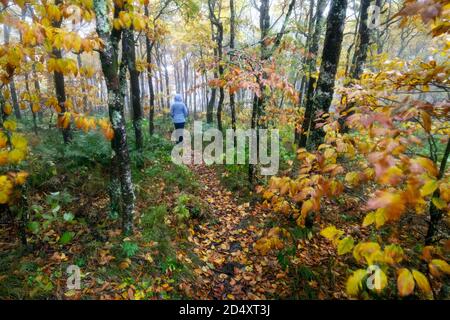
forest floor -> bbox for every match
[0,129,353,299]
[1,125,444,300]
[179,163,290,299]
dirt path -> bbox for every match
[181,164,289,300]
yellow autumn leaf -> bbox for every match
[3,102,12,115]
[300,199,313,217]
[345,171,360,187]
[0,132,7,148]
[0,151,8,165]
[411,269,432,296]
[353,242,382,264]
[0,175,13,204]
[428,259,450,277]
[47,4,61,22]
[362,211,375,227]
[375,208,386,228]
[367,190,406,221]
[397,268,415,297]
[337,236,354,255]
[412,157,438,177]
[431,197,446,210]
[32,103,41,113]
[11,134,27,151]
[420,179,438,197]
[58,112,71,129]
[3,119,17,131]
[113,18,122,30]
[14,171,29,185]
[421,111,431,133]
[378,166,403,186]
[346,269,366,297]
[72,35,81,52]
[8,149,26,164]
[119,11,132,28]
[320,225,343,245]
[133,16,146,31]
[383,244,404,265]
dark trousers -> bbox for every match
[174,122,185,143]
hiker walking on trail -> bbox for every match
[170,93,189,143]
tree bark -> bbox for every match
[426,138,450,244]
[94,0,135,235]
[77,54,90,113]
[162,51,170,110]
[51,0,71,143]
[145,5,156,136]
[32,63,44,122]
[298,0,327,147]
[206,18,218,125]
[229,0,237,134]
[123,27,143,150]
[208,0,225,131]
[249,0,296,183]
[3,24,22,120]
[350,0,372,79]
[309,0,348,148]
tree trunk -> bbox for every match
[94,0,135,235]
[208,1,225,131]
[145,6,156,136]
[309,0,348,148]
[32,63,44,122]
[123,27,143,150]
[159,70,165,109]
[184,57,189,103]
[77,54,90,113]
[229,0,237,134]
[19,7,35,133]
[298,0,327,147]
[3,24,22,120]
[193,68,197,119]
[248,0,271,184]
[350,0,372,79]
[52,0,71,143]
[163,51,170,109]
[426,138,450,244]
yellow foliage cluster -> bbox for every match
[47,58,78,76]
[0,119,29,204]
[257,34,450,299]
[0,124,27,165]
[65,114,114,141]
[97,118,114,141]
[320,225,447,299]
[114,11,148,32]
[254,227,290,255]
[0,44,25,84]
[260,133,356,228]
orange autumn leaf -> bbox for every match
[366,190,406,221]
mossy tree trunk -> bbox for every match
[94,0,135,235]
[309,0,348,148]
[298,0,327,148]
